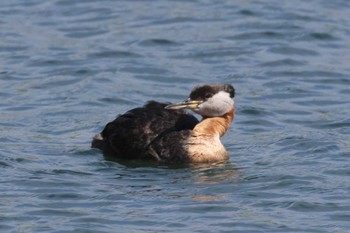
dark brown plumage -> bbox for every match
[92,84,235,163]
[92,101,198,161]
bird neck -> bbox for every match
[193,107,234,137]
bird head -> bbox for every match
[165,84,235,117]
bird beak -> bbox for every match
[165,100,203,110]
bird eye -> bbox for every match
[205,93,213,99]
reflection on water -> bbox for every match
[192,162,240,185]
[191,163,240,202]
[106,157,240,185]
[192,194,226,202]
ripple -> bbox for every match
[177,47,254,62]
[60,27,109,38]
[138,38,182,46]
[51,169,93,176]
[28,58,81,67]
[240,107,268,116]
[120,66,169,75]
[152,16,201,25]
[0,161,11,168]
[287,201,342,212]
[238,9,256,16]
[264,70,347,80]
[231,31,285,40]
[329,213,350,222]
[309,119,350,130]
[260,58,306,67]
[0,45,28,53]
[88,50,142,59]
[309,32,338,41]
[325,169,350,177]
[268,46,319,56]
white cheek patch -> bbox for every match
[196,91,233,117]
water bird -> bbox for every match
[92,84,235,163]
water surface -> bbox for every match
[1,0,350,232]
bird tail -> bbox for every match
[91,133,105,150]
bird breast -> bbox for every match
[186,133,229,163]
[183,107,235,163]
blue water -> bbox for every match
[1,0,350,232]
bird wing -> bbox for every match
[99,101,199,160]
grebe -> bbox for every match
[92,83,235,163]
